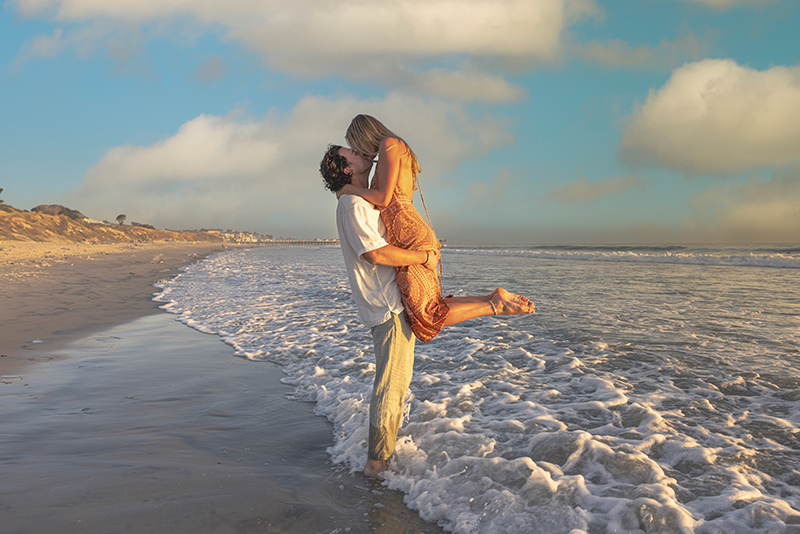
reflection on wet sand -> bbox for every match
[1,314,443,534]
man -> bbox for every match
[320,144,535,477]
[319,144,439,478]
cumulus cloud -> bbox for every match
[619,59,800,174]
[547,176,644,203]
[62,95,512,237]
[572,30,714,70]
[683,170,800,242]
[11,0,598,102]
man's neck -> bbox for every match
[351,169,370,189]
[337,171,370,199]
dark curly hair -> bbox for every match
[320,144,351,192]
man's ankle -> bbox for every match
[363,459,389,478]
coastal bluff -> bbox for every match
[0,204,222,244]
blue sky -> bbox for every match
[2,0,799,244]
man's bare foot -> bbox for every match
[363,459,391,480]
[491,288,535,315]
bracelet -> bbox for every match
[490,300,498,315]
[424,251,430,265]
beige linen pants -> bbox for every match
[368,312,416,461]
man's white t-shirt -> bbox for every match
[336,194,404,328]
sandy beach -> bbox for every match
[0,241,442,534]
[0,241,228,373]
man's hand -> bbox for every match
[362,245,438,269]
[422,249,440,271]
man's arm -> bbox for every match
[362,245,439,270]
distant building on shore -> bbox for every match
[198,228,440,248]
[199,228,337,246]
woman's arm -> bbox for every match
[341,138,402,207]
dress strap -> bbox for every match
[415,175,433,231]
[414,176,444,296]
[384,140,402,151]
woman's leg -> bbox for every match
[442,288,534,326]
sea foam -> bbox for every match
[155,246,800,533]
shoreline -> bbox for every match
[0,240,231,375]
[0,242,445,534]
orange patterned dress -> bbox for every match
[376,181,449,342]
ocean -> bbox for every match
[154,243,800,534]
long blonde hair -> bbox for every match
[345,115,421,176]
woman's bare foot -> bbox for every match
[363,459,391,480]
[490,288,535,315]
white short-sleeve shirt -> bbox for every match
[336,195,404,328]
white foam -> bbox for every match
[446,245,800,270]
[154,246,800,533]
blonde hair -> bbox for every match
[345,115,421,176]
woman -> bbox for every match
[338,115,534,342]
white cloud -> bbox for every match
[679,0,775,9]
[192,55,228,83]
[547,176,644,203]
[683,170,800,242]
[619,59,800,174]
[82,112,279,187]
[63,95,512,237]
[11,0,598,102]
[19,27,65,59]
[12,20,157,76]
[403,68,525,103]
[11,27,65,73]
[572,30,714,70]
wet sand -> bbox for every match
[0,241,228,373]
[0,242,443,534]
